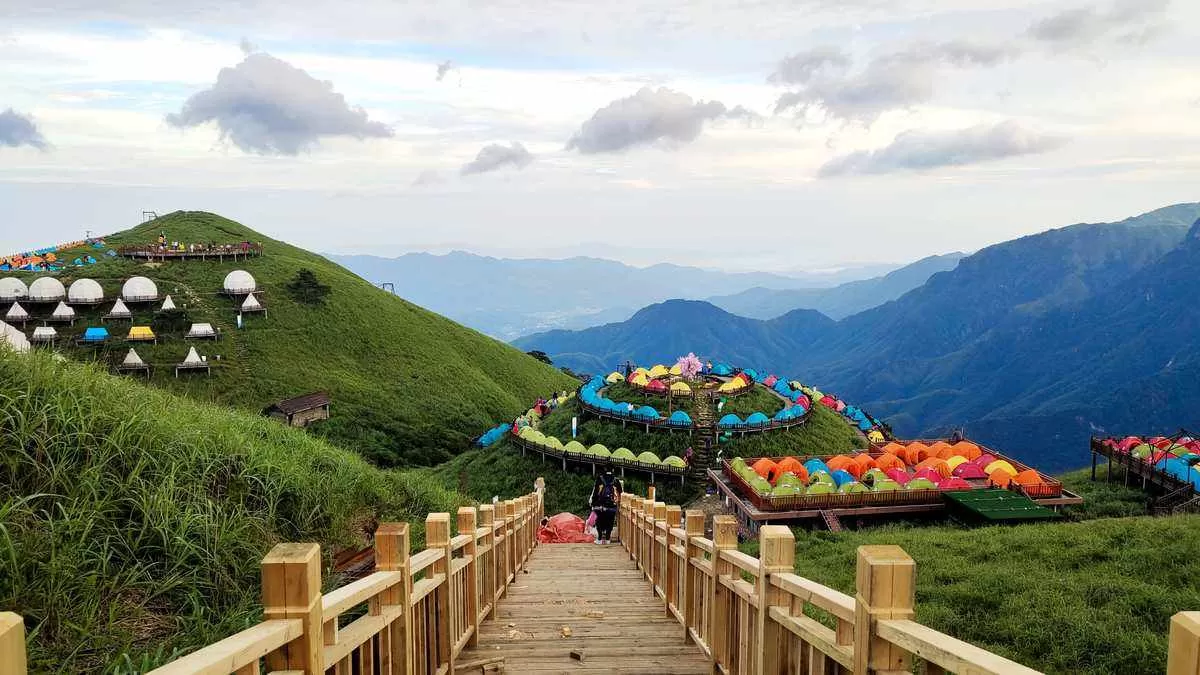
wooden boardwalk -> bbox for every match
[459,543,711,673]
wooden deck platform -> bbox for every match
[458,543,711,674]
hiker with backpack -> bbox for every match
[589,470,622,544]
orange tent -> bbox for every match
[989,470,1013,488]
[880,442,906,455]
[875,453,905,471]
[951,441,982,460]
[1012,470,1045,487]
[776,456,804,475]
[851,453,877,471]
[928,441,954,459]
[751,458,778,479]
[916,458,952,479]
[902,442,929,466]
[826,455,855,472]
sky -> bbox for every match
[1,0,1198,272]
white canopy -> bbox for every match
[5,302,29,322]
[181,346,204,365]
[67,278,104,303]
[223,270,257,293]
[187,322,216,338]
[28,277,66,302]
[1,321,29,353]
[0,278,28,301]
[122,276,159,301]
[32,326,57,340]
[51,301,75,320]
[123,348,146,366]
[160,295,176,311]
[241,294,263,310]
[106,299,132,318]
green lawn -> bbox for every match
[717,384,785,419]
[0,349,469,672]
[7,211,577,467]
[603,381,697,417]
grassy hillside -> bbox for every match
[7,211,576,466]
[0,348,472,672]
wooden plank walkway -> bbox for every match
[459,543,711,674]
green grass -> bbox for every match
[0,348,470,673]
[739,514,1200,675]
[603,382,696,417]
[7,211,577,467]
[717,385,785,419]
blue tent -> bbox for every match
[831,470,856,487]
[742,368,759,381]
[746,412,770,426]
[774,381,791,394]
[718,414,742,428]
[598,399,616,412]
[804,458,830,476]
[668,410,692,426]
[636,405,659,420]
[82,327,109,343]
[773,408,792,421]
[712,363,733,376]
[857,419,874,431]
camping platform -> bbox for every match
[115,363,151,377]
[118,244,263,262]
[174,363,211,377]
[707,468,1081,533]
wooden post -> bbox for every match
[426,513,454,673]
[458,507,480,649]
[652,502,667,596]
[665,505,683,616]
[682,510,705,644]
[756,526,795,675]
[710,515,738,671]
[478,504,496,620]
[261,543,323,674]
[1168,612,1200,675]
[642,498,655,575]
[853,545,916,675]
[0,613,26,675]
[375,523,411,675]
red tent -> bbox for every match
[885,468,911,485]
[973,453,997,468]
[913,467,942,483]
[537,513,595,544]
[953,463,987,479]
[938,477,971,491]
[645,379,668,393]
[763,375,779,387]
[1117,436,1142,452]
[820,395,837,408]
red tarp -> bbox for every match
[537,512,596,544]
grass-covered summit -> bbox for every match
[9,211,577,465]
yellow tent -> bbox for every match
[629,372,650,386]
[632,367,649,376]
[866,429,884,444]
[669,364,683,376]
[984,460,1017,476]
[670,382,692,395]
[718,380,745,393]
[127,326,156,341]
[605,371,625,384]
[946,455,969,470]
[648,364,669,378]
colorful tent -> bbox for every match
[669,364,683,376]
[648,364,669,378]
[984,460,1017,477]
[946,455,969,470]
[928,441,953,459]
[564,440,586,454]
[712,363,733,376]
[127,326,156,341]
[907,478,938,490]
[587,444,611,458]
[663,455,687,468]
[635,405,659,420]
[629,372,650,386]
[745,411,770,426]
[81,327,109,343]
[668,410,692,426]
[938,477,971,491]
[637,451,662,465]
[886,468,911,485]
[952,463,987,479]
[605,371,624,384]
[611,447,637,461]
[645,379,668,393]
[867,430,885,444]
[875,454,905,471]
[718,414,743,428]
[951,441,982,459]
[537,513,594,544]
[670,381,692,395]
[1012,470,1045,487]
[751,458,778,479]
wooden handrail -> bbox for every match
[619,490,1074,675]
[88,480,547,675]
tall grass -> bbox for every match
[0,349,465,672]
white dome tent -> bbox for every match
[0,278,28,302]
[122,276,159,302]
[222,270,257,295]
[31,326,58,344]
[104,299,132,321]
[67,278,105,305]
[1,321,30,353]
[48,301,76,324]
[28,277,66,303]
[160,295,177,311]
[5,302,29,325]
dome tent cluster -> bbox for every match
[1097,434,1200,492]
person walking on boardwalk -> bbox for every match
[589,470,622,544]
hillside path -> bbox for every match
[458,543,710,673]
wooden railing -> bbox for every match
[617,489,1193,675]
[0,484,543,675]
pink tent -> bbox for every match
[952,463,987,479]
[763,375,779,387]
[938,477,972,491]
[885,468,911,485]
[973,453,997,468]
[537,513,595,544]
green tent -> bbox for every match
[1132,443,1155,459]
[872,479,902,492]
[544,436,563,450]
[839,481,869,494]
[564,440,586,454]
[907,478,937,490]
[637,451,662,465]
[662,455,686,468]
[588,444,611,457]
[612,447,637,461]
[749,477,773,494]
[806,482,835,495]
[771,483,804,497]
[809,471,834,486]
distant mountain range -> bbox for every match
[709,253,966,320]
[329,251,905,340]
[515,203,1200,471]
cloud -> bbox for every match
[165,52,394,155]
[769,46,852,85]
[773,40,1016,125]
[460,141,533,175]
[435,59,455,82]
[1028,0,1171,48]
[566,86,750,153]
[412,169,445,186]
[818,120,1066,177]
[238,37,257,55]
[0,108,49,150]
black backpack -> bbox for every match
[597,478,618,508]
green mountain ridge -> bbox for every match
[5,211,576,466]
